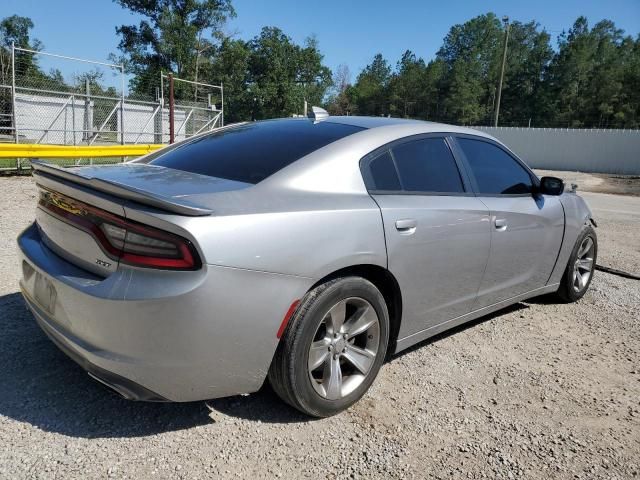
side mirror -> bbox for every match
[538,176,564,196]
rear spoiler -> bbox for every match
[31,161,213,217]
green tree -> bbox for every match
[546,17,601,127]
[112,0,235,99]
[351,53,391,116]
[618,35,640,127]
[388,50,428,118]
[0,15,61,135]
[545,17,640,128]
[497,21,553,126]
[245,27,331,119]
[209,37,251,122]
[0,15,46,86]
[436,13,503,124]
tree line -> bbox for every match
[1,1,639,128]
[329,14,640,128]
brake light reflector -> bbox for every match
[38,187,201,270]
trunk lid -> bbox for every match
[32,161,252,216]
[31,161,250,275]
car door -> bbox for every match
[452,136,565,308]
[362,135,491,339]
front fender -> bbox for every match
[547,193,595,285]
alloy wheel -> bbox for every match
[573,236,595,293]
[307,297,381,400]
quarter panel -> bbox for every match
[160,193,389,279]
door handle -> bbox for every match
[395,218,417,234]
[494,218,508,231]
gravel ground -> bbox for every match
[0,175,638,479]
[534,169,640,197]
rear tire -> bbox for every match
[556,225,597,302]
[268,276,389,417]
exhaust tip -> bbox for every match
[86,371,169,402]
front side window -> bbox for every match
[390,137,465,193]
[149,119,364,184]
[457,138,533,195]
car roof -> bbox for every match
[325,115,493,138]
[325,116,425,129]
[257,116,501,194]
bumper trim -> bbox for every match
[22,287,168,402]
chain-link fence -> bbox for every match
[8,46,126,145]
[0,45,224,171]
[160,73,223,143]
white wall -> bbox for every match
[475,127,640,175]
[118,103,186,144]
[15,93,88,145]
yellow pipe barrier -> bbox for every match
[0,143,165,158]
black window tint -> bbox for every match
[369,151,401,190]
[150,119,364,184]
[391,138,464,193]
[457,138,533,194]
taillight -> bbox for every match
[38,187,201,270]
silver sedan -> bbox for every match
[18,113,597,417]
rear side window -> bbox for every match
[457,138,533,195]
[149,119,364,184]
[390,138,464,193]
[369,151,401,190]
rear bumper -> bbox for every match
[23,289,168,401]
[18,222,311,402]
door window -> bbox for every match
[391,138,465,193]
[457,138,533,195]
[365,137,465,194]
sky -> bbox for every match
[3,0,640,92]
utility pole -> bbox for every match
[493,16,510,127]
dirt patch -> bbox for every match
[535,169,640,196]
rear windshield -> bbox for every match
[149,119,364,184]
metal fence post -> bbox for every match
[84,78,91,144]
[160,72,165,143]
[154,86,163,144]
[11,42,18,144]
[220,83,224,127]
[120,64,125,147]
[71,94,76,147]
[169,73,175,144]
[11,42,21,170]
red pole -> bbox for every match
[169,73,175,144]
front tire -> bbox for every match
[556,225,597,302]
[268,276,389,417]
